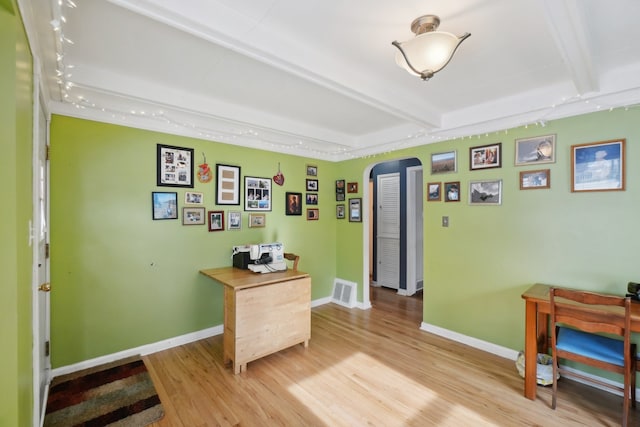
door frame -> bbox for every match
[361,158,423,308]
[32,72,51,427]
[402,166,423,296]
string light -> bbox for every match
[50,2,640,161]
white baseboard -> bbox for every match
[420,322,519,361]
[420,322,639,401]
[51,325,224,378]
[52,296,332,378]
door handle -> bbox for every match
[38,283,51,292]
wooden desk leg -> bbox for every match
[524,300,538,400]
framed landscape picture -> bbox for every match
[469,180,502,205]
[431,150,457,174]
[152,192,178,220]
[520,169,550,190]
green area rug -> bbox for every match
[44,356,164,427]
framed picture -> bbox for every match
[306,179,319,192]
[248,213,266,228]
[336,204,345,219]
[182,207,205,225]
[208,210,224,231]
[306,193,318,205]
[431,150,457,174]
[185,191,203,204]
[469,180,502,205]
[286,192,303,215]
[571,139,625,192]
[245,176,271,211]
[349,198,362,222]
[347,182,358,193]
[444,182,461,202]
[306,164,318,176]
[470,142,502,170]
[157,144,194,188]
[515,134,556,165]
[336,179,345,201]
[520,169,551,190]
[216,164,241,205]
[307,208,319,220]
[427,182,441,201]
[151,192,178,220]
[227,211,241,230]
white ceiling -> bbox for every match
[20,0,640,161]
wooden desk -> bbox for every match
[200,267,311,374]
[521,284,640,400]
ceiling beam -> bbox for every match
[541,0,598,95]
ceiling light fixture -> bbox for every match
[392,15,470,81]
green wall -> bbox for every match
[49,116,339,366]
[0,0,34,425]
[336,107,640,352]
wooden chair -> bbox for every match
[283,253,299,271]
[550,288,636,426]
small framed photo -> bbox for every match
[152,192,178,220]
[347,182,358,193]
[286,192,303,215]
[336,179,345,201]
[306,164,318,176]
[227,211,242,230]
[427,182,441,201]
[245,176,271,211]
[306,193,318,205]
[157,144,194,188]
[470,142,502,170]
[182,207,205,225]
[208,210,224,231]
[515,134,556,165]
[336,204,345,219]
[431,150,457,174]
[349,198,362,222]
[520,169,550,190]
[444,182,461,202]
[469,180,502,205]
[216,164,241,205]
[307,208,319,220]
[306,179,319,192]
[571,139,625,192]
[248,213,266,228]
[185,191,203,204]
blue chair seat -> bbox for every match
[556,327,626,366]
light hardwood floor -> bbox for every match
[144,286,637,426]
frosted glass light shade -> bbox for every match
[394,31,469,80]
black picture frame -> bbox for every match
[286,192,303,216]
[151,192,178,220]
[469,142,502,170]
[306,179,319,191]
[349,198,362,222]
[157,144,194,187]
[216,164,241,205]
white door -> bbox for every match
[33,94,51,426]
[376,173,400,289]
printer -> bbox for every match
[232,243,287,273]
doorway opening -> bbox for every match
[361,158,423,309]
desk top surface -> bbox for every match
[200,266,309,290]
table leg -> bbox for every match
[524,300,538,400]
